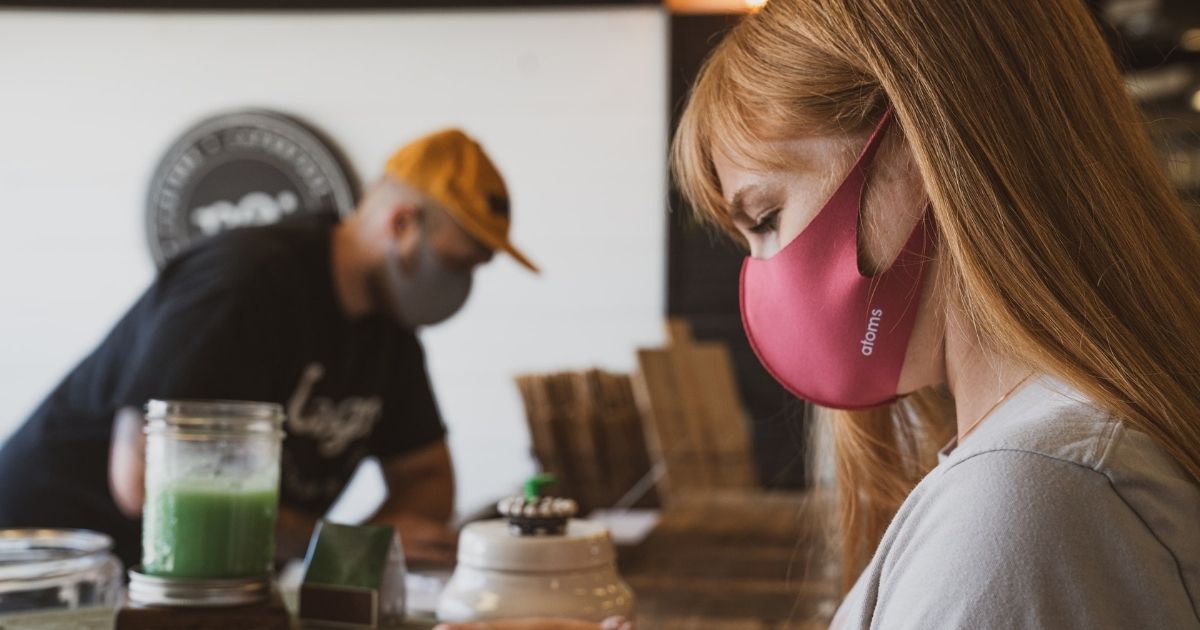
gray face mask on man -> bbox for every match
[382,223,473,329]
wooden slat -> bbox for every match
[515,368,654,512]
[660,322,720,492]
[634,348,713,497]
[563,372,603,510]
[690,343,757,487]
[633,319,757,502]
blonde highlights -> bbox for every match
[672,0,1200,591]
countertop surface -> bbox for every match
[0,491,835,630]
[0,607,438,630]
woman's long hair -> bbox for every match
[671,0,1200,592]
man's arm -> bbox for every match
[109,407,146,519]
[106,248,280,519]
[275,503,322,562]
[370,440,458,565]
[375,440,455,522]
[274,441,458,566]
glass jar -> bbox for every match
[0,529,123,614]
[142,400,285,580]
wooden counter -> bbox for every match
[618,491,838,629]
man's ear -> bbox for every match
[386,201,421,240]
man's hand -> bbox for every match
[274,507,456,566]
[434,617,632,630]
[276,506,457,566]
[391,513,457,566]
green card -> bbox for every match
[300,521,406,627]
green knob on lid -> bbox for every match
[523,473,558,501]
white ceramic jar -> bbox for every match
[436,518,634,623]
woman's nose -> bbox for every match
[748,238,779,260]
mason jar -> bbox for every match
[141,400,285,580]
[0,529,123,614]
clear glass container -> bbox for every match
[142,400,285,580]
[0,529,123,614]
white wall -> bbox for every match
[0,8,667,515]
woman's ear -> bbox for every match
[859,132,927,276]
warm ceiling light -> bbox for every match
[666,0,766,14]
[1184,28,1200,53]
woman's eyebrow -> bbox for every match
[728,183,769,220]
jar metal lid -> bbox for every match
[127,567,270,607]
[144,399,285,437]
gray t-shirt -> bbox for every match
[833,376,1200,629]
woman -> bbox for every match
[440,0,1200,627]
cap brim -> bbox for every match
[438,203,539,274]
[499,240,539,274]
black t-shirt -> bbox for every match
[0,213,446,567]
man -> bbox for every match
[0,128,537,568]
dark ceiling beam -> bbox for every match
[0,0,657,8]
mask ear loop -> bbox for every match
[857,107,895,166]
[851,107,897,278]
[862,109,937,337]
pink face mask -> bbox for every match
[739,110,934,410]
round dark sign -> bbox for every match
[145,109,358,266]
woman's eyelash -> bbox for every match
[749,210,780,235]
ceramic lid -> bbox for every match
[456,519,615,573]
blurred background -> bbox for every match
[0,0,1197,521]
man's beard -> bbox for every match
[365,262,404,325]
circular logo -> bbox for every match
[145,109,358,266]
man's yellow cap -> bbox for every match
[385,129,538,273]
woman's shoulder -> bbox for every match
[863,439,1200,629]
[933,376,1200,542]
[942,375,1120,471]
[874,378,1200,626]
